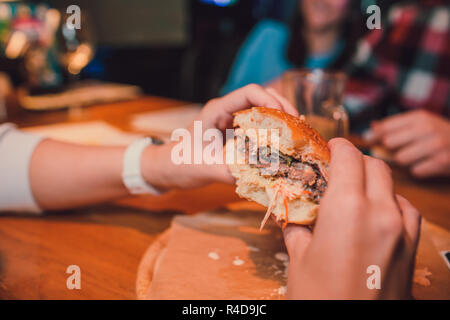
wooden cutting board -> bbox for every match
[136,205,449,300]
[137,209,288,300]
[413,222,450,299]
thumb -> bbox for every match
[283,225,312,260]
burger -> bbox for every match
[226,107,330,228]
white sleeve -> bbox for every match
[0,124,44,214]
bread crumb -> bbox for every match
[233,256,245,266]
[277,286,287,295]
[270,286,287,298]
[275,252,289,262]
[208,251,220,260]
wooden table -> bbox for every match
[0,97,449,299]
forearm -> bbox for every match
[29,139,130,210]
[24,84,285,211]
[28,138,230,210]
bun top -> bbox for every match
[233,107,330,175]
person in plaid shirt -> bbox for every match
[345,0,450,178]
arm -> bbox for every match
[29,140,129,210]
[4,84,298,212]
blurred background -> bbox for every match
[0,0,398,104]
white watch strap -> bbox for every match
[122,137,160,195]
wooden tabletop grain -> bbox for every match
[0,96,449,299]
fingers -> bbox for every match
[363,155,394,203]
[379,126,429,150]
[201,84,285,130]
[283,225,312,260]
[369,111,441,149]
[221,84,300,117]
[371,111,419,137]
[327,138,365,195]
[396,195,421,248]
[266,87,299,117]
[394,135,442,166]
[221,84,284,114]
[411,150,450,178]
[367,112,422,145]
[202,84,302,132]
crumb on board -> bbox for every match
[277,286,287,295]
[208,251,220,260]
[233,256,245,266]
[269,286,287,298]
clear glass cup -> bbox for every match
[282,69,349,141]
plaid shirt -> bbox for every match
[345,1,450,131]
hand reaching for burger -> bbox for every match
[142,84,299,191]
[366,110,450,178]
[283,138,421,299]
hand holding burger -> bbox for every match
[227,107,329,227]
[226,107,421,299]
[144,85,299,191]
[284,138,421,299]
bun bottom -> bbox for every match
[229,162,318,226]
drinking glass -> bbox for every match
[282,69,349,141]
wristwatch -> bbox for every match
[122,137,163,195]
